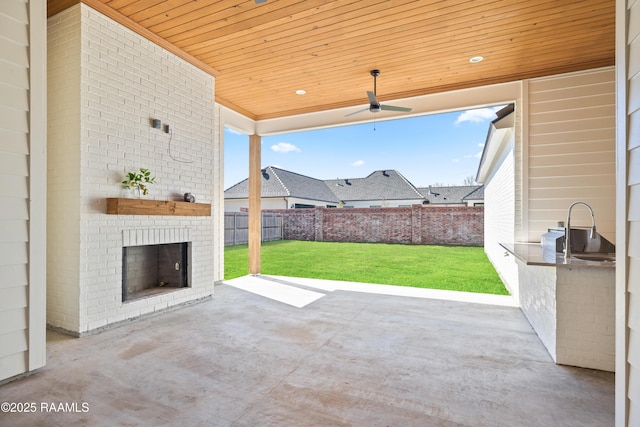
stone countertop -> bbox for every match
[500,242,615,269]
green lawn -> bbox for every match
[224,240,508,295]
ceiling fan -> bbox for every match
[346,70,413,117]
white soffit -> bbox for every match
[255,81,521,136]
[476,112,515,183]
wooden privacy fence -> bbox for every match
[224,212,283,246]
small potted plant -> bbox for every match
[122,168,156,198]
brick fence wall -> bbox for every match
[265,206,484,246]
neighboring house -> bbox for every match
[463,186,485,206]
[224,166,484,212]
[225,166,340,211]
[326,169,426,208]
[224,168,478,210]
[417,185,484,207]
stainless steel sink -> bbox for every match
[541,226,616,262]
[573,253,616,262]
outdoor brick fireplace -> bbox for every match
[46,4,220,336]
[120,227,195,303]
[122,241,191,302]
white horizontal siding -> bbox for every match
[0,0,46,381]
[0,285,27,312]
[0,309,28,350]
[0,351,27,380]
[0,264,27,289]
[0,329,28,359]
[622,0,640,424]
[0,128,29,155]
[0,198,29,220]
[527,68,616,243]
[514,85,526,243]
[0,0,29,382]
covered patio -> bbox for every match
[1,276,613,426]
[3,0,638,424]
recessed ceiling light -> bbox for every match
[469,56,484,63]
[296,89,306,95]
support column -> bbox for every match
[411,204,422,244]
[248,134,261,275]
[314,206,323,242]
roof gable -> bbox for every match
[463,185,485,200]
[326,170,424,202]
[224,166,339,203]
[417,185,484,204]
[270,167,340,202]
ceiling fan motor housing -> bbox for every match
[345,69,412,117]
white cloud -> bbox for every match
[474,150,483,159]
[452,158,460,163]
[478,143,485,147]
[271,142,300,153]
[352,160,365,167]
[455,106,502,125]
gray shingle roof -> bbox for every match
[417,185,484,204]
[225,167,484,206]
[463,185,484,200]
[325,170,425,202]
[224,166,340,203]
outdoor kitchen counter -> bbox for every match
[500,242,615,269]
[500,242,615,372]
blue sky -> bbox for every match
[224,105,504,189]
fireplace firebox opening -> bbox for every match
[122,242,191,302]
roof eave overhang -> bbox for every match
[476,108,516,183]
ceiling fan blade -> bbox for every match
[345,107,370,117]
[366,91,378,105]
[380,104,413,113]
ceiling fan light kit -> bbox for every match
[346,70,413,117]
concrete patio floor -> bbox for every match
[0,276,614,426]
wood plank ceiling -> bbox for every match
[48,0,615,121]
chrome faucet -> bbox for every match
[564,201,596,260]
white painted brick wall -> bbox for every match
[47,7,83,333]
[556,267,615,371]
[518,259,615,371]
[483,139,519,299]
[48,4,219,335]
[517,260,557,360]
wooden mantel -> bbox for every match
[106,198,211,216]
